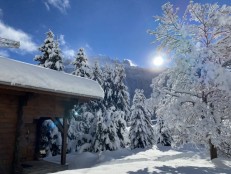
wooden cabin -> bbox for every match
[0,57,104,174]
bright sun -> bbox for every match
[153,56,164,66]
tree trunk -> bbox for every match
[209,139,218,160]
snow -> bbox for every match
[0,56,104,99]
[45,145,231,174]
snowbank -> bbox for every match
[46,145,231,174]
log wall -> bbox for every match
[0,93,18,174]
[0,88,68,174]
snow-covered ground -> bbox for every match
[45,145,231,174]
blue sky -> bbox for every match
[0,0,230,68]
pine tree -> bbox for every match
[70,48,93,152]
[72,48,92,78]
[113,63,130,122]
[102,64,115,108]
[113,110,129,148]
[129,89,155,149]
[92,61,103,86]
[68,103,95,152]
[40,120,61,156]
[34,30,64,71]
[92,106,120,152]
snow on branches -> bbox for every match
[129,89,155,149]
[34,30,64,71]
[149,1,231,159]
[72,48,92,78]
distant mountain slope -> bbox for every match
[124,66,158,100]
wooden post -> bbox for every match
[12,94,30,174]
[61,116,67,165]
[60,99,77,165]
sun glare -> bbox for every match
[153,56,164,66]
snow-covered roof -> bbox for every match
[0,56,104,99]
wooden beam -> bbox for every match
[0,84,95,102]
[50,117,73,140]
[12,93,31,174]
[50,117,64,134]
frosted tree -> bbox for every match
[39,120,61,156]
[92,64,129,150]
[92,61,103,86]
[34,30,64,71]
[68,103,96,152]
[110,63,130,147]
[70,48,93,151]
[72,48,92,78]
[102,64,115,108]
[112,110,129,148]
[92,107,120,152]
[113,63,131,122]
[149,1,231,159]
[129,89,155,149]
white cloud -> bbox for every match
[63,48,75,59]
[85,43,92,50]
[44,0,70,14]
[0,21,37,53]
[59,34,66,45]
[58,34,75,59]
[44,2,50,11]
[0,50,9,57]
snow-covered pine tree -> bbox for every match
[91,108,105,152]
[107,63,130,147]
[92,61,103,86]
[92,106,120,152]
[68,102,96,152]
[39,120,61,156]
[34,30,64,71]
[112,110,129,148]
[102,64,115,108]
[129,89,155,149]
[72,48,92,78]
[69,48,94,151]
[91,64,128,151]
[113,63,130,122]
[149,74,172,146]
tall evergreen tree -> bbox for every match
[72,48,92,78]
[92,106,120,152]
[92,61,103,86]
[129,89,155,149]
[70,48,94,152]
[113,63,131,122]
[102,64,115,108]
[112,110,129,148]
[34,30,64,71]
